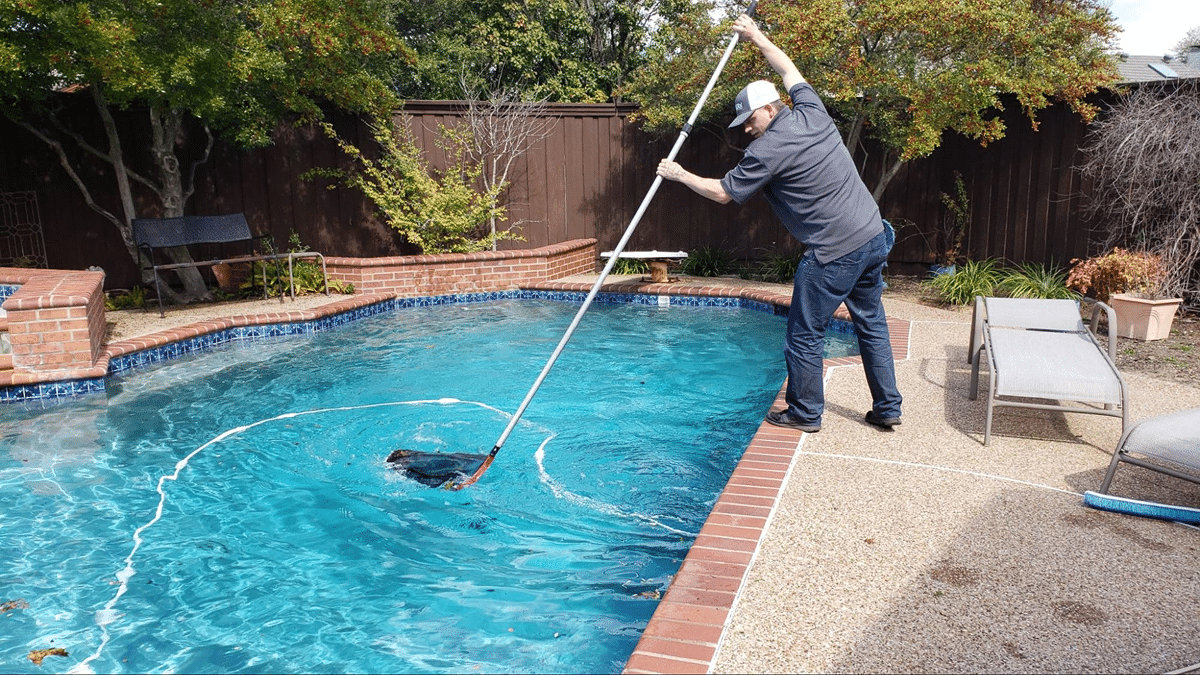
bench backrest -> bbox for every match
[132,217,190,249]
[133,214,254,249]
[186,214,254,244]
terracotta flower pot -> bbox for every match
[212,262,251,293]
[1108,293,1183,341]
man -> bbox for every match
[656,14,902,433]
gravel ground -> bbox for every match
[712,280,1200,675]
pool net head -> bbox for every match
[386,448,492,490]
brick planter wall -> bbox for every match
[0,240,598,389]
[1,270,107,384]
[326,239,597,296]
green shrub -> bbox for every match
[610,257,649,275]
[999,262,1080,300]
[923,258,1003,305]
[755,252,803,283]
[105,286,147,311]
[243,231,353,297]
[307,116,518,254]
[679,246,734,277]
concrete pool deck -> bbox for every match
[104,278,1200,674]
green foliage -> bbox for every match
[396,0,675,102]
[935,171,970,265]
[104,286,147,311]
[922,258,1003,305]
[754,252,803,284]
[308,116,519,254]
[246,259,335,296]
[925,259,1080,304]
[610,257,650,275]
[679,245,735,277]
[7,256,39,269]
[0,0,409,291]
[0,0,407,146]
[998,262,1080,300]
[243,231,353,296]
[618,0,729,127]
[625,0,1119,193]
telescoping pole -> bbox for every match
[456,1,759,489]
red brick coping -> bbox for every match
[323,238,596,296]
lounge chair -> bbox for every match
[969,297,1128,445]
[1083,408,1200,524]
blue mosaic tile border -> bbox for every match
[0,284,19,305]
[106,297,407,376]
[2,287,853,404]
[0,378,106,404]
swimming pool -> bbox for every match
[1,297,857,673]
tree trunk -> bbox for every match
[92,85,141,267]
[149,104,209,302]
[93,89,208,303]
[871,154,905,203]
[840,109,906,203]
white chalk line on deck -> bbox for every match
[794,449,1082,496]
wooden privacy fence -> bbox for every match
[0,94,1106,288]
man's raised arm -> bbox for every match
[732,14,804,92]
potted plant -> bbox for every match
[1066,248,1182,340]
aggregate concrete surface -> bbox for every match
[713,295,1200,674]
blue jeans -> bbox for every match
[783,223,902,425]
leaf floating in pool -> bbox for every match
[28,648,68,666]
[2,599,29,613]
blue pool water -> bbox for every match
[0,298,856,673]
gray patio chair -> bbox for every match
[1083,407,1200,524]
[969,297,1128,445]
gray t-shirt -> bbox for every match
[720,82,882,264]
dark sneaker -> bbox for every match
[865,410,902,429]
[765,410,821,433]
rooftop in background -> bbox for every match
[1115,48,1200,83]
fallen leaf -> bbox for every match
[2,599,29,613]
[29,648,68,666]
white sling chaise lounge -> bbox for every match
[969,297,1128,445]
[1083,407,1200,524]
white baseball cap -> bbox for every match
[729,80,781,128]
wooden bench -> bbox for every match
[132,213,327,317]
